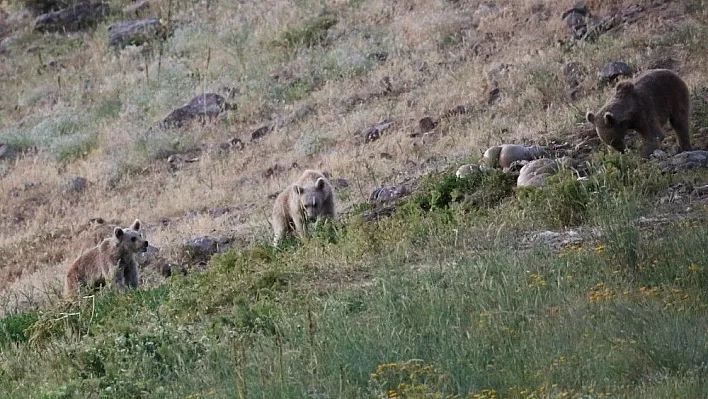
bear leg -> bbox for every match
[669,113,692,153]
[125,263,139,288]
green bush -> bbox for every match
[271,15,338,51]
[409,169,517,212]
[0,311,40,346]
[516,169,596,228]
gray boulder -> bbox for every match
[160,93,233,128]
[33,2,109,33]
[108,18,171,48]
[661,150,708,173]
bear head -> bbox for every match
[114,219,149,253]
[293,177,330,220]
[585,81,637,153]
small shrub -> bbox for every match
[133,128,198,161]
[593,151,671,196]
[272,15,337,51]
[409,169,517,212]
[517,170,596,228]
[0,128,37,151]
[273,76,317,103]
[295,133,336,156]
[310,218,345,245]
[0,311,40,346]
[95,99,122,120]
[54,133,98,164]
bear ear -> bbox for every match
[615,81,634,94]
[130,219,141,231]
[603,112,616,127]
[315,177,327,190]
[114,227,124,240]
[293,185,303,195]
[586,112,595,124]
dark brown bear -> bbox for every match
[586,69,691,157]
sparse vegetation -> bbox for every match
[1,0,708,397]
[272,14,338,52]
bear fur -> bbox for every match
[483,144,550,169]
[517,157,583,188]
[271,169,335,245]
[586,69,691,158]
[64,219,148,299]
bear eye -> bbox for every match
[131,237,137,242]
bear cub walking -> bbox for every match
[272,169,335,246]
[64,219,148,299]
[586,69,691,158]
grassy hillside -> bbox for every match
[1,0,708,397]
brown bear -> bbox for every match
[586,69,691,158]
[64,219,148,299]
[271,169,335,246]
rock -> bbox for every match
[369,185,409,203]
[456,164,484,179]
[635,215,671,228]
[0,143,16,160]
[380,76,392,93]
[661,150,708,172]
[66,176,88,193]
[650,149,668,160]
[363,119,394,143]
[250,125,273,141]
[209,207,232,218]
[599,61,633,83]
[122,0,150,15]
[367,52,388,62]
[167,154,199,170]
[160,263,187,278]
[108,18,171,48]
[380,152,393,160]
[487,63,512,86]
[419,117,436,133]
[0,36,18,54]
[487,88,501,105]
[330,178,350,189]
[561,2,589,40]
[33,2,110,33]
[646,56,678,71]
[136,244,159,266]
[264,164,283,179]
[443,105,470,118]
[525,229,584,250]
[161,93,232,128]
[181,235,233,262]
[694,185,708,196]
[563,61,584,84]
[483,144,550,169]
[219,137,244,151]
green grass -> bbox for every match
[271,14,338,52]
[2,161,707,398]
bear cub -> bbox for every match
[586,69,691,158]
[272,169,335,246]
[64,219,148,299]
